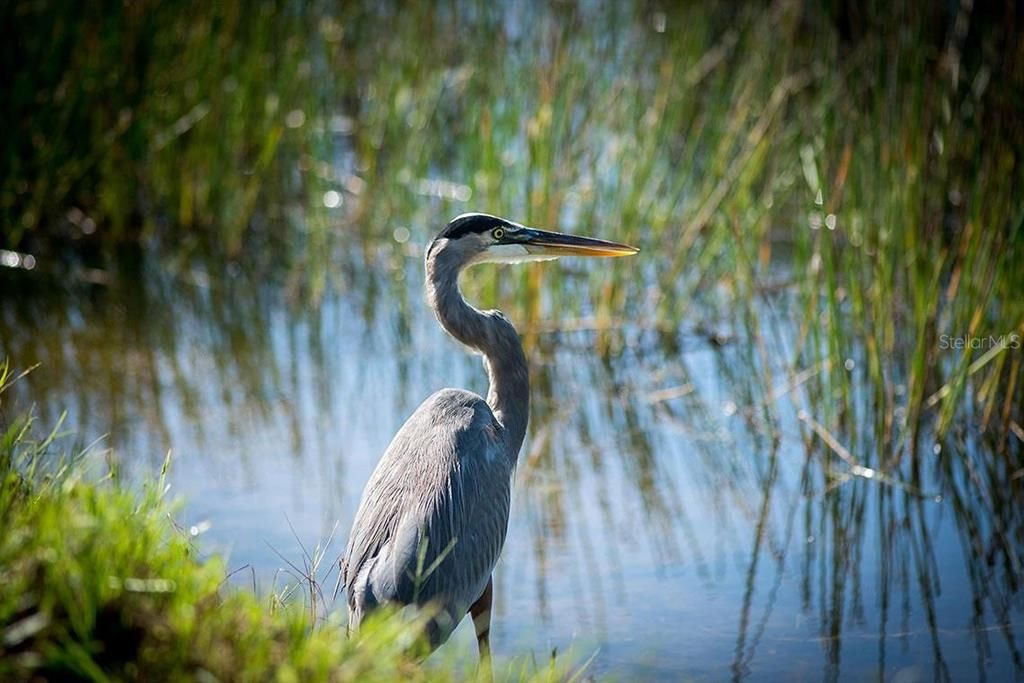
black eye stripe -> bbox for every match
[435,213,508,241]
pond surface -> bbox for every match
[2,246,1021,681]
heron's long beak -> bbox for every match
[516,228,639,258]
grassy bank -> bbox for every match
[0,365,561,682]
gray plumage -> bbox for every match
[343,220,527,649]
[341,213,637,655]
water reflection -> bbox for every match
[2,249,1020,680]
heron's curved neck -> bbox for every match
[426,249,529,460]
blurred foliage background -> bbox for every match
[3,0,1022,446]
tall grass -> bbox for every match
[4,2,1019,451]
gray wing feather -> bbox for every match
[344,389,513,646]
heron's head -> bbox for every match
[426,213,639,269]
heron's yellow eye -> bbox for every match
[492,227,505,240]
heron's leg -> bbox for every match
[469,576,493,660]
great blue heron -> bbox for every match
[342,213,638,659]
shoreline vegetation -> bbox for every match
[0,364,566,682]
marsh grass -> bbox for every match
[5,1,1019,454]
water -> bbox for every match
[2,247,1021,681]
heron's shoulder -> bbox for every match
[424,387,488,406]
[416,388,494,423]
[391,389,502,455]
